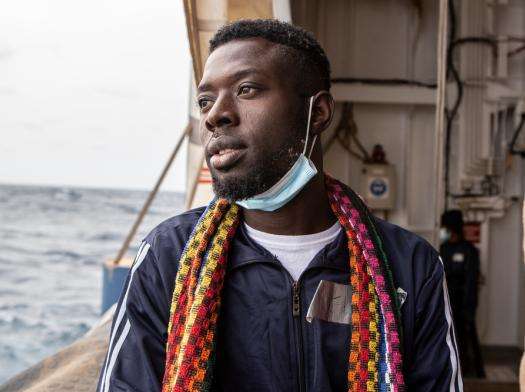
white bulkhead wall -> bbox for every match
[292,0,439,239]
[451,0,525,348]
[291,0,524,348]
[480,1,525,348]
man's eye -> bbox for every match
[238,86,256,95]
[198,98,211,110]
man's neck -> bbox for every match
[241,172,337,235]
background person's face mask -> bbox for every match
[439,227,451,243]
[236,96,318,211]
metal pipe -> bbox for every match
[185,149,205,210]
[183,0,203,84]
[113,123,191,265]
[433,0,449,247]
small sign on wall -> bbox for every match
[463,222,481,243]
[361,163,396,210]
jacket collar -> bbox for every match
[227,220,350,274]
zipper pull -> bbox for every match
[292,281,300,317]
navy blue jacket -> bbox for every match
[98,207,463,391]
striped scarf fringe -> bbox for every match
[162,175,404,392]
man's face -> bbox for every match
[197,38,307,201]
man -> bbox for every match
[440,210,485,378]
[98,19,462,391]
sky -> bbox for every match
[0,0,191,192]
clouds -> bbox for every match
[0,47,16,62]
[0,0,191,191]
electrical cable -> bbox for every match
[508,44,525,57]
[331,77,437,88]
[443,0,458,210]
[509,113,525,158]
[323,102,370,162]
[330,3,515,203]
[444,0,500,208]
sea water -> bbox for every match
[0,183,185,383]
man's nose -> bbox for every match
[204,94,239,133]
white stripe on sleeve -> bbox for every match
[439,256,463,391]
[103,319,131,392]
[100,242,151,390]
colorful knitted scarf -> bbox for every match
[161,175,404,392]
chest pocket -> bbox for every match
[306,280,352,325]
[304,279,352,391]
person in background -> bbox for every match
[440,209,486,378]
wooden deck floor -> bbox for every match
[463,346,522,392]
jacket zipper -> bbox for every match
[229,259,345,392]
[292,281,306,392]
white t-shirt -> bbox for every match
[244,221,342,281]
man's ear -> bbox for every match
[311,91,335,135]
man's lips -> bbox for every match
[210,148,246,170]
[206,136,246,171]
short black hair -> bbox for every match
[209,19,331,94]
[441,209,464,235]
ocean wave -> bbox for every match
[0,288,21,296]
[52,189,82,202]
[0,303,29,311]
[11,276,37,284]
[0,316,47,331]
[115,204,140,214]
[88,232,121,242]
[2,244,41,256]
[81,258,99,266]
[0,183,184,383]
[0,345,18,362]
[41,323,90,345]
[0,230,49,240]
[43,250,82,260]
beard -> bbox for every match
[210,107,307,201]
[211,142,299,201]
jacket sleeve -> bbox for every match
[97,241,171,392]
[406,254,463,391]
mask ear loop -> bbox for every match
[308,135,318,158]
[303,96,317,158]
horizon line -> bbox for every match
[0,180,186,194]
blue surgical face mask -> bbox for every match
[439,228,451,243]
[236,96,318,211]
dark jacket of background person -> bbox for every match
[439,240,480,325]
[440,210,485,379]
